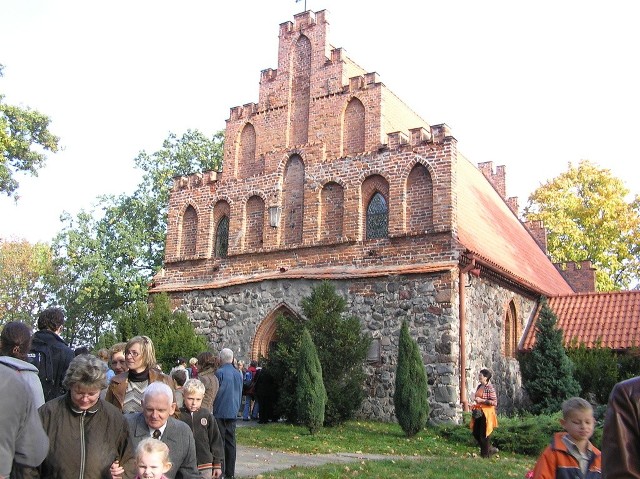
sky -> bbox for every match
[2,0,639,244]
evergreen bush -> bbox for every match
[567,339,618,404]
[394,320,429,436]
[518,297,580,415]
[296,328,327,434]
[266,280,370,426]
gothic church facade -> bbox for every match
[150,10,576,421]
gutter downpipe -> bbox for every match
[459,258,476,412]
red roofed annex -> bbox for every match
[150,10,596,421]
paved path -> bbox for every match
[235,445,413,478]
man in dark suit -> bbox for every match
[125,382,199,479]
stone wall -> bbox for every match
[176,271,463,423]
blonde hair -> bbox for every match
[189,357,197,366]
[183,378,206,396]
[126,336,157,368]
[562,397,593,419]
[96,348,110,362]
[136,437,171,466]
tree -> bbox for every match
[523,160,640,291]
[519,298,580,415]
[394,320,429,436]
[50,130,223,346]
[267,280,371,426]
[0,238,55,327]
[114,292,208,371]
[296,328,327,434]
[0,65,60,199]
[566,339,618,404]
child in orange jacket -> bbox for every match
[532,397,601,479]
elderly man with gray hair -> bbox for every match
[126,381,199,479]
[213,348,243,479]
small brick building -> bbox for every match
[150,10,585,422]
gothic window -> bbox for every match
[504,301,518,357]
[215,215,229,258]
[366,192,388,239]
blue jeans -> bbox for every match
[242,396,259,419]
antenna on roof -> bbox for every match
[295,0,307,12]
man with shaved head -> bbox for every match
[125,382,199,479]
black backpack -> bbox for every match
[28,338,63,401]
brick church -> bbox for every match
[150,10,598,422]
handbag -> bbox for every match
[471,408,484,419]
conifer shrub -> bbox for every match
[393,320,429,436]
[266,280,370,426]
[567,339,618,404]
[296,328,327,434]
[519,298,580,415]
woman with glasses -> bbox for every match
[105,335,174,414]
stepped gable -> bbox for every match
[455,156,574,296]
[521,291,640,350]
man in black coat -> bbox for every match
[30,307,74,401]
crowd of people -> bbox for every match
[0,307,275,479]
[6,307,640,478]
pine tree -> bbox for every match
[519,298,580,414]
[296,328,327,434]
[394,320,429,436]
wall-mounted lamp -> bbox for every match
[269,206,282,228]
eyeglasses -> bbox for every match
[125,351,141,358]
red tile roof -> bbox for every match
[456,156,574,296]
[521,291,640,350]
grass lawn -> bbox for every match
[236,420,536,478]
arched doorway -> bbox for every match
[251,303,299,360]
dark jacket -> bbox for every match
[125,414,199,479]
[533,432,601,479]
[105,368,174,412]
[35,394,135,478]
[30,329,74,401]
[603,376,640,478]
[178,407,223,472]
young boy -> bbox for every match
[178,378,224,479]
[532,397,601,478]
[135,438,172,479]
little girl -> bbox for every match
[135,438,173,479]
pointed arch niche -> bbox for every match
[290,35,311,146]
[504,300,520,358]
[343,97,365,156]
[179,204,198,257]
[251,303,300,360]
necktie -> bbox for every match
[153,429,161,439]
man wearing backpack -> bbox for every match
[30,307,74,402]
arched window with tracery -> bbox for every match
[367,193,388,239]
[343,97,365,155]
[504,301,519,357]
[215,216,229,258]
[362,174,390,240]
[180,205,198,257]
